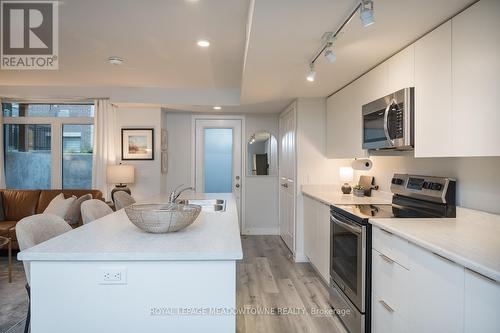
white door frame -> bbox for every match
[190,115,246,231]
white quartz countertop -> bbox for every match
[370,207,500,282]
[18,193,243,262]
[301,185,393,206]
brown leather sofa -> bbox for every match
[0,189,103,250]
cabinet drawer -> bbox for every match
[372,249,409,317]
[371,292,407,333]
[372,227,410,269]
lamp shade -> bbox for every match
[339,167,354,182]
[107,165,135,184]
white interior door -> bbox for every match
[279,106,296,252]
[194,119,242,226]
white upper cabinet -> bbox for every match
[326,80,366,159]
[387,44,415,93]
[452,0,500,156]
[326,0,500,158]
[359,61,389,105]
[414,21,453,157]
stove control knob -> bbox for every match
[431,183,443,191]
[391,178,404,185]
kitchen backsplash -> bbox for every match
[355,154,500,214]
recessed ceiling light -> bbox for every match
[197,40,210,47]
[108,56,124,65]
[213,106,222,110]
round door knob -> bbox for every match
[235,184,240,188]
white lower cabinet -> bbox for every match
[303,195,330,283]
[371,292,408,333]
[464,269,500,333]
[372,226,500,333]
[304,196,316,262]
[406,242,464,333]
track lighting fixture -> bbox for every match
[306,0,375,82]
[324,43,336,63]
[306,63,316,82]
[360,0,375,27]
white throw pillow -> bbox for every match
[43,193,77,218]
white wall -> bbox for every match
[164,112,280,234]
[356,153,500,215]
[244,114,279,235]
[165,112,192,194]
[114,107,164,201]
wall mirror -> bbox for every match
[247,131,277,176]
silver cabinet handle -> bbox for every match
[379,253,395,264]
[379,300,395,313]
[331,214,362,234]
[380,228,393,235]
[235,184,240,188]
[465,268,498,284]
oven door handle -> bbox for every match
[331,214,362,234]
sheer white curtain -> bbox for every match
[0,99,5,188]
[92,99,116,199]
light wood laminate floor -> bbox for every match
[2,236,347,333]
[237,235,346,333]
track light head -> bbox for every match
[306,63,316,82]
[360,0,375,27]
[324,47,336,63]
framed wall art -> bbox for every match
[121,128,154,160]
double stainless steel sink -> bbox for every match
[177,199,226,212]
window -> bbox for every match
[3,103,94,118]
[203,128,233,193]
[62,125,93,189]
[2,103,94,190]
[4,124,52,189]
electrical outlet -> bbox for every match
[99,267,127,285]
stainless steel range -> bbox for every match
[329,174,456,333]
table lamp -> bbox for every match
[107,164,135,202]
[340,167,354,194]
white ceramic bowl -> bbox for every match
[125,203,201,233]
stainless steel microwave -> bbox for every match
[362,87,414,150]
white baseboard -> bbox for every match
[242,227,279,235]
[294,252,309,263]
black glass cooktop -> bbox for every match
[332,203,448,223]
[333,204,395,220]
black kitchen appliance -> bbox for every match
[329,174,456,333]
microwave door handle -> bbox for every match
[331,214,362,234]
[383,104,392,145]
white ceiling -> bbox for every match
[0,0,476,113]
[241,0,476,105]
[0,0,249,89]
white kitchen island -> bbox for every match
[18,193,243,333]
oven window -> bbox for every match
[363,109,386,143]
[332,220,359,293]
